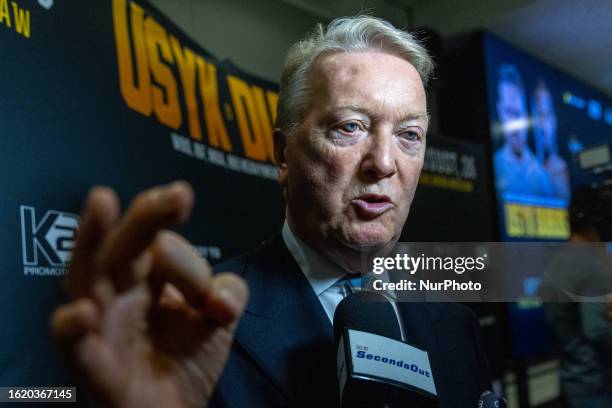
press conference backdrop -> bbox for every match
[0,0,496,397]
[1,0,284,391]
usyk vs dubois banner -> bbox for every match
[1,0,283,391]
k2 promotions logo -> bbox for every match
[20,205,79,277]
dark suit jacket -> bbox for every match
[211,236,491,407]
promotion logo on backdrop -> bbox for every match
[113,0,279,180]
[20,206,79,277]
[10,0,284,282]
[18,204,224,278]
[1,0,289,390]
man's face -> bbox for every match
[532,88,557,152]
[278,51,428,259]
[497,81,528,157]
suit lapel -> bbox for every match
[231,237,460,405]
[233,236,339,405]
[397,302,460,402]
[396,303,447,352]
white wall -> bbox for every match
[411,0,538,36]
[148,0,323,83]
[147,0,411,84]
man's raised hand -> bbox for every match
[51,182,248,407]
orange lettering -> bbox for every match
[170,36,201,140]
[251,85,275,163]
[227,75,268,162]
[112,0,151,115]
[266,90,278,125]
[197,57,232,151]
[145,17,181,129]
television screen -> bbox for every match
[483,33,612,358]
[483,33,612,242]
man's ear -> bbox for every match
[273,128,289,187]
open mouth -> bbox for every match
[351,194,394,218]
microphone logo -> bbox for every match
[478,391,507,408]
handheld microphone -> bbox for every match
[333,291,438,407]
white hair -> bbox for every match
[276,15,434,136]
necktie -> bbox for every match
[337,274,362,298]
[321,275,364,323]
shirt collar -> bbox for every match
[282,221,345,296]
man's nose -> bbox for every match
[359,132,397,180]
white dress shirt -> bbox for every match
[282,222,349,323]
[282,222,407,340]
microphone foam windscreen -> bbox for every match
[333,290,401,343]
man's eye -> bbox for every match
[399,130,421,142]
[338,122,361,133]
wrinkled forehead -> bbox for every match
[308,51,428,117]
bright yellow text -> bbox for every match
[0,0,30,39]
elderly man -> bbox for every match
[51,16,491,407]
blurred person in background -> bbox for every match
[541,186,612,408]
[493,64,553,197]
[532,80,570,200]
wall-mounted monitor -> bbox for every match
[483,33,612,242]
